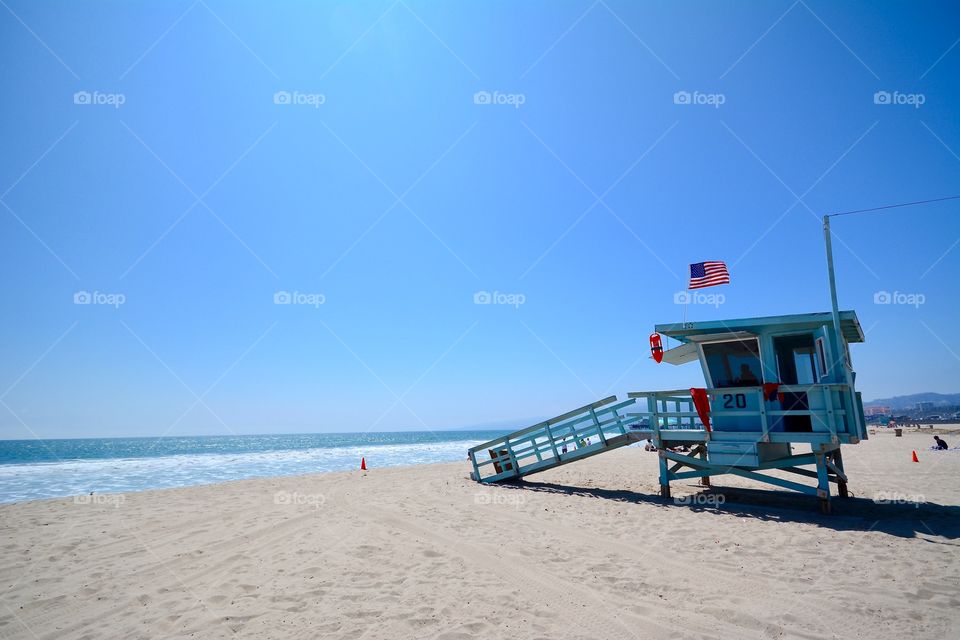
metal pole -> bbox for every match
[823,215,862,438]
[823,216,844,370]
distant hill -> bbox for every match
[864,392,960,410]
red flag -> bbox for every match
[763,382,783,402]
[690,388,712,432]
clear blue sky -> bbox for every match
[1,1,958,438]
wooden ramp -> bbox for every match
[468,396,639,483]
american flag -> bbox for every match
[688,261,730,290]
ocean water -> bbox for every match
[0,431,506,504]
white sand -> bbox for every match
[1,429,958,639]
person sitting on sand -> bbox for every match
[934,435,948,450]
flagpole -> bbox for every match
[823,216,844,365]
[823,214,862,436]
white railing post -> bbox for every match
[758,387,770,443]
[649,394,662,447]
[589,408,606,445]
[821,385,839,444]
[545,424,561,461]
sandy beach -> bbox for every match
[1,429,958,640]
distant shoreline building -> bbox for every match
[864,406,891,417]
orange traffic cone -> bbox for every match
[911,451,919,463]
[360,457,367,471]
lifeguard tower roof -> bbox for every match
[656,311,864,343]
[651,311,864,366]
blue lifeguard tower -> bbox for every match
[468,310,867,512]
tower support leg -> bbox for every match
[816,452,831,514]
[658,451,671,499]
[833,449,849,498]
[699,446,710,487]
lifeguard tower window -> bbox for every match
[702,339,762,388]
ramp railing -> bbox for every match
[468,396,637,483]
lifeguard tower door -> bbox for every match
[772,334,818,432]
